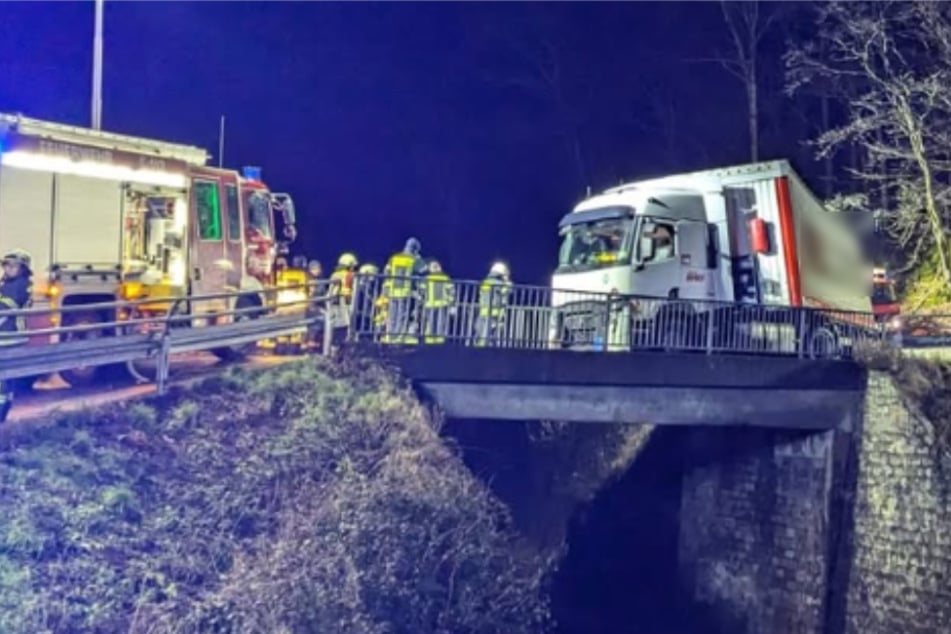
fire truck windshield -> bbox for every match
[244,191,273,238]
[557,214,634,272]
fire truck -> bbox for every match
[0,113,304,386]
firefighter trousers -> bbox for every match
[423,306,450,344]
[384,297,418,344]
[474,315,504,347]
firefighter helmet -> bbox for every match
[428,259,443,274]
[337,252,358,269]
[404,237,421,256]
[489,261,509,278]
[2,248,31,271]
[359,263,379,275]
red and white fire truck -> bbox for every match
[0,113,304,386]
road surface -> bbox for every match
[6,351,301,424]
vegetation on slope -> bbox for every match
[858,346,951,457]
[0,358,550,634]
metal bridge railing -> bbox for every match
[0,272,897,398]
[0,282,330,393]
[347,274,887,359]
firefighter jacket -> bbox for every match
[383,251,427,299]
[0,272,31,346]
[424,272,453,308]
[478,274,511,318]
[329,266,354,300]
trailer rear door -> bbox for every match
[52,174,123,266]
[0,166,54,280]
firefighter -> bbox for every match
[328,252,358,328]
[0,249,33,423]
[353,263,380,335]
[475,261,512,347]
[382,237,427,344]
[423,259,453,344]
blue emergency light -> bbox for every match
[242,166,262,181]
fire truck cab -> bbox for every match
[0,113,300,386]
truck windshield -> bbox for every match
[244,191,273,239]
[557,214,634,272]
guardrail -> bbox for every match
[0,282,329,393]
[0,272,909,401]
[348,274,887,359]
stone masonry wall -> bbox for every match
[678,370,951,634]
[677,426,849,634]
[845,371,951,634]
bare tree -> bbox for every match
[718,1,776,162]
[787,0,951,298]
[476,14,593,190]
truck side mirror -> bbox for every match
[639,235,655,263]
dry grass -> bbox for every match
[0,357,551,634]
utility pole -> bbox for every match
[91,0,104,130]
[218,115,226,167]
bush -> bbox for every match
[0,358,551,634]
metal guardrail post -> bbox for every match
[705,308,715,354]
[323,297,335,357]
[156,332,171,395]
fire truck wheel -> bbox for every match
[59,312,107,387]
[212,296,261,361]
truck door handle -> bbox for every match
[193,267,202,281]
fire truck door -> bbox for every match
[191,179,228,313]
[222,181,245,286]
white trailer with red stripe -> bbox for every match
[551,160,873,353]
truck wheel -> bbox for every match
[806,325,841,359]
[212,296,262,362]
[59,312,106,387]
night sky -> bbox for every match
[0,1,822,284]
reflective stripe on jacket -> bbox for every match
[384,253,421,298]
[425,273,453,308]
[478,276,511,318]
[329,268,354,299]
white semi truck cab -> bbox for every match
[551,160,873,354]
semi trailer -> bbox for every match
[551,160,874,356]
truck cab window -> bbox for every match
[245,191,273,239]
[557,217,633,272]
[225,184,241,241]
[640,221,676,263]
[195,181,223,241]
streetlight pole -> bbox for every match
[91,0,104,129]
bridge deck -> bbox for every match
[349,345,867,430]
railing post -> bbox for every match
[797,308,807,359]
[156,330,171,396]
[322,298,334,357]
[705,307,715,354]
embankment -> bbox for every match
[0,358,550,634]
